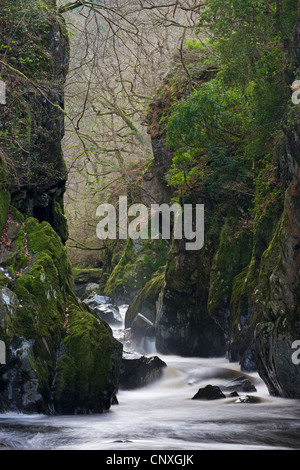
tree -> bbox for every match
[57,0,202,263]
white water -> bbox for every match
[0,306,300,450]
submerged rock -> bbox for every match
[192,385,226,400]
[119,351,167,390]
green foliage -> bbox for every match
[166,80,245,151]
[196,0,297,155]
[164,0,298,205]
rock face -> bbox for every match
[119,351,166,390]
[218,376,257,394]
[253,154,300,397]
[249,23,300,398]
[155,237,226,357]
[0,0,123,414]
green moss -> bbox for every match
[0,209,123,412]
[208,218,253,317]
[53,199,69,244]
[0,160,10,234]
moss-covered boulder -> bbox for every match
[53,301,122,414]
[0,210,122,413]
[0,0,69,243]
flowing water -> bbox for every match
[0,306,300,451]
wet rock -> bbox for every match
[219,375,257,393]
[119,351,167,390]
[94,304,123,327]
[192,385,226,400]
[234,395,263,404]
[83,294,123,327]
[131,313,156,339]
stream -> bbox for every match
[0,305,300,451]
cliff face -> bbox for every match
[1,0,69,243]
[0,0,122,414]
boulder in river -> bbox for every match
[192,385,226,400]
[119,351,167,390]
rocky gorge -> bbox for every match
[0,0,300,422]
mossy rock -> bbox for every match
[53,302,123,414]
[125,266,166,329]
[72,267,103,284]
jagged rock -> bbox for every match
[192,385,226,400]
[83,293,112,308]
[0,287,19,329]
[234,395,263,404]
[219,375,257,393]
[119,351,167,390]
[83,294,123,327]
[253,172,300,397]
[94,304,123,327]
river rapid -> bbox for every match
[0,306,300,451]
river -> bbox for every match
[0,306,300,451]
